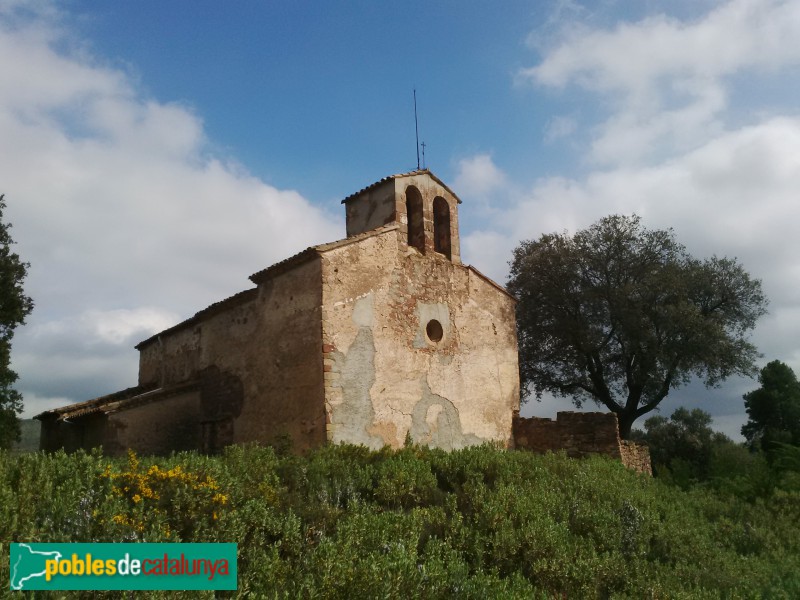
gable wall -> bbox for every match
[320,228,518,450]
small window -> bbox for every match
[433,196,451,259]
[426,319,444,343]
[406,186,425,252]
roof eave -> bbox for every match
[341,169,462,205]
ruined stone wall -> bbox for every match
[620,440,652,475]
[513,411,622,458]
[321,228,518,450]
[136,258,325,451]
[513,411,652,474]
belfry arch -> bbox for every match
[406,186,425,252]
[433,196,451,259]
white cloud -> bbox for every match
[520,0,800,165]
[544,115,578,143]
[452,154,507,199]
[12,308,180,409]
[0,5,342,415]
[526,0,800,92]
[33,308,180,346]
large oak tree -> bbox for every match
[507,215,767,438]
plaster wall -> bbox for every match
[320,227,518,450]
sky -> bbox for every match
[2,0,800,440]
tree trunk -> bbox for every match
[617,411,636,440]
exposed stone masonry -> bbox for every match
[512,411,652,475]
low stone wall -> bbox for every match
[512,410,652,475]
[619,440,652,475]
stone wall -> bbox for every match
[620,440,652,475]
[105,390,202,456]
[344,179,396,237]
[343,172,462,265]
[513,411,652,475]
[394,173,461,265]
[135,257,326,451]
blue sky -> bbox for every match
[3,0,800,440]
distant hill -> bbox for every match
[11,419,39,453]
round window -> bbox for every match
[426,319,444,343]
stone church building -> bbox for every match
[38,170,521,455]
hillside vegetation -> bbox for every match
[2,444,798,598]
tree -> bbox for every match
[634,407,731,482]
[0,194,33,449]
[742,360,800,456]
[507,215,767,438]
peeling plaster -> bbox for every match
[409,378,481,450]
[329,294,383,448]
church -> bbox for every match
[37,170,521,454]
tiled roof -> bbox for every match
[341,169,462,204]
[35,381,200,422]
[35,385,149,421]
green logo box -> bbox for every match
[10,543,237,591]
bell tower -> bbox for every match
[341,169,461,264]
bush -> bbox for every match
[2,444,799,597]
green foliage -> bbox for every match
[507,214,767,437]
[742,360,800,459]
[2,444,800,597]
[636,407,732,485]
[634,406,793,501]
[707,442,776,501]
[0,194,33,449]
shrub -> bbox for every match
[2,444,800,597]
